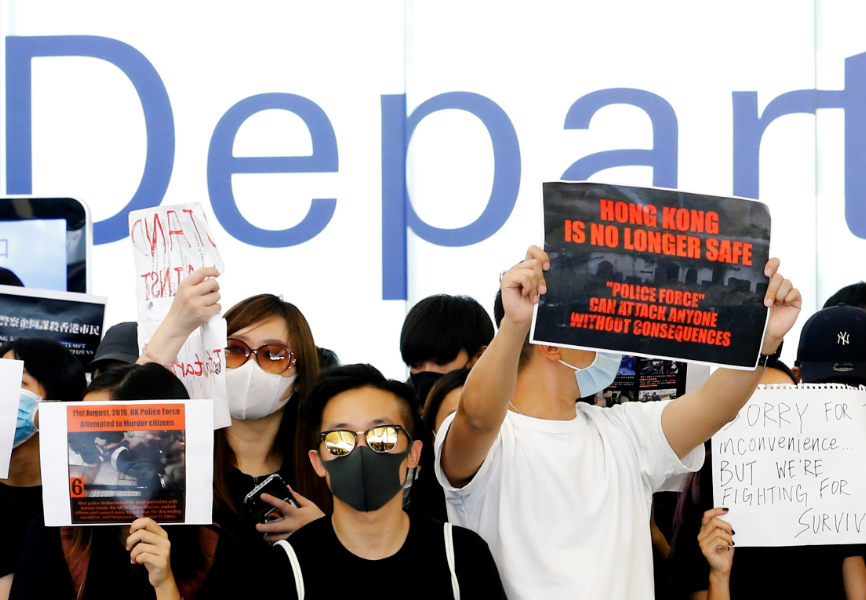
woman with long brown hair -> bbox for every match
[141,267,327,545]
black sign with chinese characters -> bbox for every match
[0,285,106,366]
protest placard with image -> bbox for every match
[530,182,771,368]
[40,399,213,526]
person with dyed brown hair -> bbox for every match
[140,268,326,549]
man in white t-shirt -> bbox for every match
[434,245,802,599]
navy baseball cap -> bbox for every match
[795,305,866,384]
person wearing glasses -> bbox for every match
[434,246,802,599]
[140,268,326,546]
[263,363,504,599]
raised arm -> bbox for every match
[661,258,801,458]
[137,266,221,367]
[440,246,549,487]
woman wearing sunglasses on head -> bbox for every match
[140,267,326,547]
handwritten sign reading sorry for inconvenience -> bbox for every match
[531,182,771,368]
[712,386,866,546]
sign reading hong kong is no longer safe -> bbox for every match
[530,182,772,369]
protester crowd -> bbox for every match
[1,242,864,598]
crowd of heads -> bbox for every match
[1,276,864,599]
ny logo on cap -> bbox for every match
[837,331,850,345]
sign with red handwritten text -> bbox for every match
[712,386,866,546]
[129,204,229,427]
[530,182,771,368]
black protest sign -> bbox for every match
[0,285,106,367]
[530,182,771,368]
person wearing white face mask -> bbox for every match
[435,246,803,600]
[140,268,326,549]
[0,338,86,598]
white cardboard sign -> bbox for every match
[129,204,229,428]
[0,359,25,479]
[713,385,866,546]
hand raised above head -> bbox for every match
[139,266,222,367]
[499,245,550,329]
[165,266,222,335]
[761,258,801,354]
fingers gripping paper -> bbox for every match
[129,204,229,428]
[712,385,866,546]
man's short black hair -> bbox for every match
[300,363,421,448]
[493,289,505,328]
[400,294,494,368]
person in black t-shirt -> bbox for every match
[268,364,504,599]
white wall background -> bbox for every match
[2,0,864,377]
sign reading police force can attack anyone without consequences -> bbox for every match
[530,182,772,369]
[129,203,230,428]
[712,386,866,546]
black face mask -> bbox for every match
[322,445,410,512]
[409,371,444,406]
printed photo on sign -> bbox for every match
[0,285,106,366]
[712,386,866,546]
[39,399,213,526]
[530,182,771,369]
[67,406,187,524]
[593,355,686,407]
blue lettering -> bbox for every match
[381,92,520,300]
[561,88,678,188]
[5,35,174,244]
[732,52,865,238]
[207,93,338,247]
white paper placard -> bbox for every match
[40,399,213,526]
[129,204,229,428]
[713,385,866,546]
[0,359,25,479]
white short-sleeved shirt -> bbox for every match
[434,399,703,599]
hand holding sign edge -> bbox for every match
[760,258,801,354]
[499,245,550,330]
[138,266,222,366]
